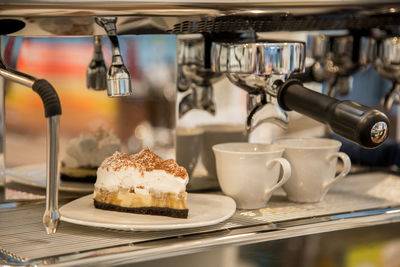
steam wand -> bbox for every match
[0,50,62,234]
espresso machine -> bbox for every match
[1,2,400,267]
[0,0,399,236]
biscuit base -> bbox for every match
[94,199,188,218]
[60,166,97,183]
[60,173,97,183]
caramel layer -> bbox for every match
[93,187,187,210]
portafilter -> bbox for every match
[212,39,389,148]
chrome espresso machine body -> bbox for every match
[0,1,400,265]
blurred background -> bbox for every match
[4,35,178,166]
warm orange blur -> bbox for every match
[6,37,119,136]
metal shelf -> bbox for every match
[1,171,400,266]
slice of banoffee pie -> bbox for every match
[93,148,189,218]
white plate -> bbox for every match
[6,164,93,193]
[60,193,236,231]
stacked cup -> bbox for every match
[212,138,351,209]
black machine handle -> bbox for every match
[288,67,315,83]
[32,79,62,118]
[277,79,389,148]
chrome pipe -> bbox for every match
[43,115,60,235]
[0,67,35,88]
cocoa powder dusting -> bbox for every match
[100,151,136,171]
[100,148,188,179]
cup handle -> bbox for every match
[264,158,291,200]
[322,152,351,193]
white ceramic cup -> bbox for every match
[175,127,203,177]
[273,138,351,203]
[213,142,291,209]
[201,124,248,179]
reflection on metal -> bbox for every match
[212,41,305,76]
[307,34,362,98]
[246,94,288,132]
[382,83,400,112]
[177,35,222,117]
[95,17,132,97]
[86,36,108,91]
[374,36,400,112]
[179,84,215,118]
[370,121,388,144]
[359,36,377,66]
[212,40,305,132]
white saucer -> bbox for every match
[60,193,236,231]
[6,164,93,193]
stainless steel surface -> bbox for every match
[212,40,305,95]
[359,36,377,66]
[212,41,305,78]
[307,34,361,97]
[177,35,222,117]
[1,1,400,36]
[96,17,133,97]
[1,172,400,266]
[177,35,223,90]
[374,36,400,111]
[179,84,216,118]
[86,36,108,91]
[382,83,400,112]
[212,40,304,132]
[379,36,400,75]
[246,94,288,132]
[307,34,329,61]
[42,115,60,235]
[373,36,400,82]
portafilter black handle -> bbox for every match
[277,79,389,148]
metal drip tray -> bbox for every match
[1,172,400,266]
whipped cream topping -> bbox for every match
[62,127,121,169]
[95,149,189,195]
